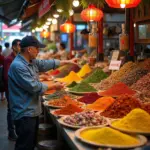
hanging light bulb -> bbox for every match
[46,22,51,26]
[57,9,63,13]
[43,25,49,30]
[47,18,52,22]
[52,19,57,24]
[39,27,43,32]
[120,3,126,8]
[32,29,35,33]
[42,26,48,31]
[35,27,40,32]
[69,9,74,16]
[72,0,79,7]
[53,13,59,18]
[134,23,136,28]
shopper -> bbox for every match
[3,39,21,141]
[0,45,5,101]
[75,29,95,57]
[52,42,68,60]
[2,42,12,57]
[8,36,77,150]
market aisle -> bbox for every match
[0,100,15,150]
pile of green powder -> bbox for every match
[67,81,77,88]
[70,82,97,92]
[82,68,108,83]
[45,90,67,100]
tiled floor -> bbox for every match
[0,99,15,150]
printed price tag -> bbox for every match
[109,60,122,70]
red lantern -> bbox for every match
[105,0,141,8]
[60,21,76,33]
[81,4,103,22]
[40,30,50,38]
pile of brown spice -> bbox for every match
[120,68,148,86]
[95,62,138,90]
[101,95,142,118]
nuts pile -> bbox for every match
[64,111,107,127]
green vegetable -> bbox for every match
[82,68,108,83]
[70,82,97,92]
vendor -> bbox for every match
[75,29,96,58]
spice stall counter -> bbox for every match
[44,106,97,150]
[42,105,150,150]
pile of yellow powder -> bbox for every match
[80,127,139,145]
[112,108,150,132]
[57,71,82,84]
[77,64,92,78]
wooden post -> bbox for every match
[69,16,74,59]
[97,18,104,61]
[129,8,134,60]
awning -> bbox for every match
[0,0,26,25]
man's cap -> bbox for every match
[20,36,46,48]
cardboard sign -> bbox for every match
[38,0,52,18]
[109,60,122,70]
[111,50,120,61]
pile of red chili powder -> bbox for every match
[50,69,60,76]
[77,93,100,104]
[54,103,83,115]
[101,95,142,118]
[99,82,136,97]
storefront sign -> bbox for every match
[38,0,51,18]
[109,60,121,70]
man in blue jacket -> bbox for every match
[8,36,76,150]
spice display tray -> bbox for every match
[110,121,150,136]
[65,88,98,95]
[51,110,68,117]
[43,101,64,109]
[44,90,56,95]
[43,100,85,109]
[58,116,108,129]
[75,127,147,149]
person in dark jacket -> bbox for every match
[0,45,5,100]
[3,39,21,141]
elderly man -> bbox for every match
[8,36,76,150]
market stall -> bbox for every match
[40,58,150,150]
